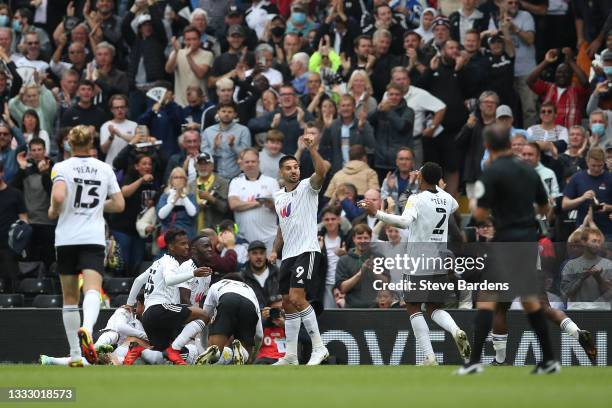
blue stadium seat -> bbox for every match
[103,278,134,295]
[110,294,129,308]
[32,295,63,308]
[0,294,24,308]
[17,278,55,295]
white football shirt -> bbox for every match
[274,178,321,259]
[103,307,146,345]
[402,187,459,243]
[179,259,211,306]
[203,279,262,335]
[51,156,121,247]
[143,254,184,310]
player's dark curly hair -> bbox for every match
[420,162,443,186]
[164,228,187,246]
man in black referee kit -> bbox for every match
[456,124,561,375]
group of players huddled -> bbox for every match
[41,125,596,372]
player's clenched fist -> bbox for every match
[194,266,213,277]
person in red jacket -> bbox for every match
[254,296,286,364]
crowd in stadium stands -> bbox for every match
[0,0,612,312]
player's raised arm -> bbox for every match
[303,124,331,190]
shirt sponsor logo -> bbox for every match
[279,202,292,218]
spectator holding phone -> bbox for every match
[562,148,612,240]
[254,295,286,364]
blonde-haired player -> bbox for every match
[49,125,125,367]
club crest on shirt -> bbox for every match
[279,202,292,218]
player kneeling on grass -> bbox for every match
[195,273,263,365]
[124,229,213,365]
[41,293,148,366]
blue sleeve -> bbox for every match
[341,198,363,221]
[563,174,578,199]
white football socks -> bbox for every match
[491,332,508,363]
[171,320,206,351]
[431,309,460,336]
[62,305,81,361]
[410,312,434,360]
[284,312,301,359]
[560,317,580,339]
[95,331,119,348]
[82,290,100,333]
[300,305,324,349]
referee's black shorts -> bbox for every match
[55,244,105,275]
[279,251,321,295]
[208,293,259,347]
[141,303,191,350]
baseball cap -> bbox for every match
[228,24,245,37]
[197,152,214,163]
[431,16,450,30]
[228,5,242,17]
[496,105,513,119]
[248,240,267,251]
[135,13,152,27]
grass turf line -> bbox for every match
[1,365,611,408]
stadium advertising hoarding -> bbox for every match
[0,309,609,365]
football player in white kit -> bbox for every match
[40,293,148,366]
[360,162,471,365]
[195,273,263,365]
[125,231,212,365]
[48,125,125,367]
[271,123,330,366]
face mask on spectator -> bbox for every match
[291,12,306,25]
[0,16,8,27]
[63,140,71,153]
[604,66,612,76]
[271,26,285,37]
[591,123,606,136]
[12,19,21,32]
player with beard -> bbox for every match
[271,123,331,365]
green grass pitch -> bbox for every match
[1,365,611,408]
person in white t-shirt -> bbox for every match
[228,148,280,251]
[48,125,125,367]
[360,162,471,366]
[271,123,331,366]
[100,95,137,166]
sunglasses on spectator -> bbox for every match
[540,109,554,114]
[279,93,295,97]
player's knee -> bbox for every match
[288,292,306,309]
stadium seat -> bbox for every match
[32,295,63,308]
[0,294,24,308]
[110,294,129,308]
[17,278,55,295]
[0,278,5,293]
[103,278,134,295]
